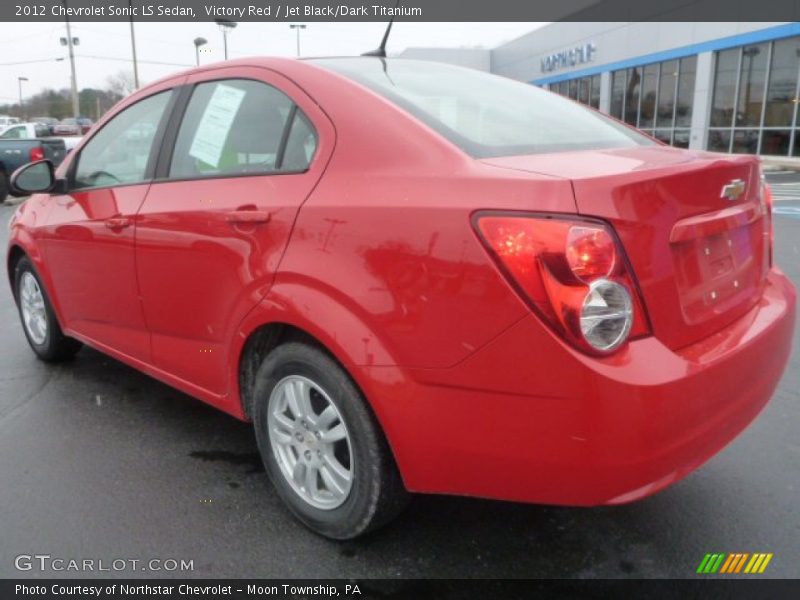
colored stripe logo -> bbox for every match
[696,553,773,574]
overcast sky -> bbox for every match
[0,22,544,105]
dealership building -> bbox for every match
[400,22,800,157]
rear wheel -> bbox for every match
[253,342,408,539]
[14,257,82,361]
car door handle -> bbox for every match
[105,216,131,230]
[225,210,271,225]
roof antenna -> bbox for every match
[362,1,398,57]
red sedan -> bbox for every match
[6,57,796,539]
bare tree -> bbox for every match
[105,71,138,98]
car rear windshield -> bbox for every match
[312,58,654,158]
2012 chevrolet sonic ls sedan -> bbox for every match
[6,57,796,539]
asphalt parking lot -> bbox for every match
[0,176,798,579]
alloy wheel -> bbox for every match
[20,272,47,345]
[267,375,353,510]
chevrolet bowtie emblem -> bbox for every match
[720,179,746,201]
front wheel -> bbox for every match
[14,257,82,362]
[253,342,408,539]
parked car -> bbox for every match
[31,117,59,135]
[53,118,81,136]
[0,134,66,202]
[0,115,20,129]
[0,122,52,139]
[0,122,82,153]
[77,117,93,134]
[5,58,796,539]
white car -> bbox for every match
[0,116,20,129]
[0,122,82,151]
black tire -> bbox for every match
[13,256,82,362]
[253,342,408,539]
[0,170,8,204]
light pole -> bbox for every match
[60,0,80,118]
[215,19,237,60]
[17,77,28,120]
[289,24,306,57]
[128,0,139,89]
[193,37,208,66]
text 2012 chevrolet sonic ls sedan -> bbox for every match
[6,58,796,539]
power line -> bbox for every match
[0,27,61,46]
[71,24,189,49]
[0,57,65,66]
[76,54,193,67]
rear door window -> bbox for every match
[281,112,317,171]
[169,79,315,179]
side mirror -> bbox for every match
[9,160,63,196]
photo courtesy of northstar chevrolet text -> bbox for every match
[0,0,798,595]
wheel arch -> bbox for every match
[234,279,398,415]
[235,316,410,488]
[232,281,410,475]
[237,321,325,421]
[6,244,25,298]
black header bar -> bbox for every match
[4,0,800,22]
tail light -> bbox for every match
[474,213,650,355]
[29,146,45,162]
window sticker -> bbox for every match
[188,84,246,168]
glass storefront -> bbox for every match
[550,74,601,109]
[540,30,800,156]
[709,37,800,155]
[609,56,697,148]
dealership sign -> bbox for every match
[541,43,597,72]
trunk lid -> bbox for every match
[481,145,769,350]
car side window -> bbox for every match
[169,79,312,179]
[73,91,172,190]
[35,124,49,137]
[281,111,317,171]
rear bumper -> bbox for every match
[361,270,796,505]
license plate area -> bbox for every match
[672,223,764,325]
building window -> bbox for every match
[656,60,678,130]
[711,48,739,127]
[610,70,625,119]
[590,74,601,108]
[610,55,696,148]
[624,67,640,125]
[675,55,696,128]
[550,74,600,109]
[709,37,800,155]
[765,38,799,127]
[639,63,658,128]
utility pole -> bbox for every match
[215,20,237,60]
[18,77,28,120]
[61,0,80,118]
[193,37,208,66]
[128,0,139,89]
[290,24,306,57]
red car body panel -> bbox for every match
[6,57,796,507]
